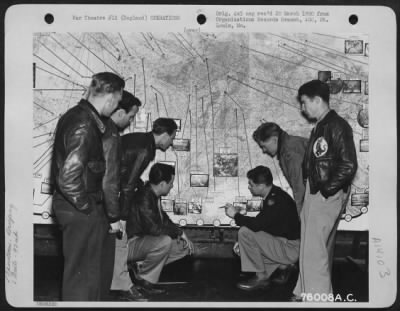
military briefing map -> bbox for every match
[33,32,369,226]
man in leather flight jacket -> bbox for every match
[101,91,145,301]
[51,72,125,301]
[292,80,357,301]
[110,117,178,297]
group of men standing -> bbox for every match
[225,79,357,301]
[51,71,357,302]
[51,72,192,301]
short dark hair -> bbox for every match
[252,122,282,143]
[247,166,273,186]
[152,118,178,135]
[297,80,330,104]
[149,163,175,185]
[118,91,142,113]
[89,72,125,97]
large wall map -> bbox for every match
[33,32,369,226]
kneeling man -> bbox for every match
[224,166,300,291]
[126,163,194,294]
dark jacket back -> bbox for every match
[126,183,183,239]
[51,99,106,214]
[120,132,156,219]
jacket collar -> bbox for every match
[316,109,337,127]
[79,99,106,134]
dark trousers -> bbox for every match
[100,233,116,300]
[53,194,109,301]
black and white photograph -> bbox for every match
[173,119,182,132]
[344,39,364,54]
[246,199,262,212]
[364,42,369,57]
[161,198,175,212]
[188,202,202,214]
[174,202,187,215]
[40,182,54,195]
[342,80,362,93]
[233,202,247,215]
[213,153,239,177]
[4,3,397,308]
[351,193,369,207]
[317,71,332,82]
[190,174,209,187]
[360,139,369,152]
[173,138,191,152]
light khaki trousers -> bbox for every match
[238,226,300,278]
[293,181,345,296]
[128,235,189,284]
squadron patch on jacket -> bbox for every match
[313,137,328,157]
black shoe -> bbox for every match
[236,276,271,291]
[135,278,166,295]
[110,286,148,302]
[271,264,297,285]
[289,294,303,302]
[128,261,166,295]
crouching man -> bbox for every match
[224,166,300,291]
[126,163,194,294]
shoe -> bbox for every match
[110,286,148,302]
[271,264,297,285]
[236,275,271,291]
[128,261,166,295]
[135,278,166,295]
[289,294,303,302]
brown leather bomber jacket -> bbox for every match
[302,110,358,198]
[51,100,107,215]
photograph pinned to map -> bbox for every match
[40,182,54,195]
[188,201,202,214]
[213,153,238,177]
[246,199,262,212]
[158,161,176,170]
[173,138,190,152]
[351,192,369,207]
[344,39,364,54]
[357,108,369,128]
[360,139,369,152]
[342,80,362,93]
[190,174,209,187]
[327,79,344,94]
[174,201,187,215]
[219,147,232,154]
[365,42,369,57]
[317,71,332,82]
[173,119,182,132]
[233,202,247,215]
[161,198,175,212]
[362,128,369,140]
[133,110,148,129]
